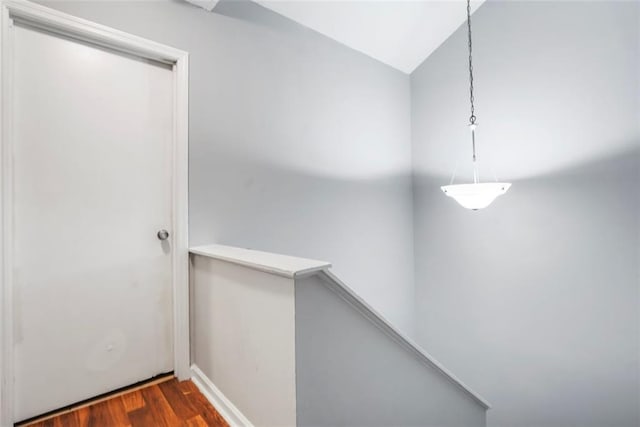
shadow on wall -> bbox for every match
[409,0,639,183]
[190,147,416,335]
[416,144,640,222]
[414,146,640,427]
[181,1,417,333]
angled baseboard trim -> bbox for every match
[190,364,254,427]
[318,270,492,410]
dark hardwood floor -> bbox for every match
[20,377,229,427]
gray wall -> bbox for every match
[295,274,487,427]
[41,0,416,335]
[34,1,640,424]
[411,1,640,427]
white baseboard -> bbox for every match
[190,364,254,427]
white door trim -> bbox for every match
[0,1,190,424]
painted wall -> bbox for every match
[33,2,639,425]
[189,248,487,426]
[295,273,487,427]
[190,255,297,425]
[41,0,416,335]
[411,1,640,427]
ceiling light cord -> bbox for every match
[467,0,478,172]
[467,0,476,126]
[440,0,512,209]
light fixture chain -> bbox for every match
[440,0,512,209]
[467,0,476,125]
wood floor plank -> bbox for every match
[121,390,145,412]
[159,379,198,420]
[18,375,173,427]
[20,377,227,427]
[179,380,200,395]
[170,380,227,427]
[86,401,114,427]
[106,393,131,427]
[52,410,81,427]
[186,389,229,427]
[184,415,209,427]
[127,406,157,427]
[74,406,90,427]
[140,384,183,427]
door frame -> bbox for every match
[0,1,190,424]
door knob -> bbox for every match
[157,229,170,241]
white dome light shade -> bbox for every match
[441,183,511,210]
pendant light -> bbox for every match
[441,0,511,210]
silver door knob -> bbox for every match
[157,229,170,240]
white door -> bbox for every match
[12,21,174,421]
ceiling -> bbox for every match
[253,0,485,74]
